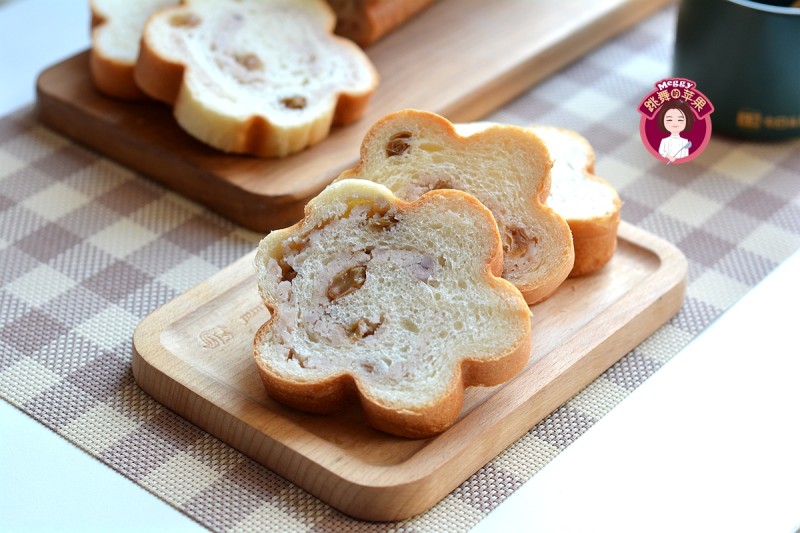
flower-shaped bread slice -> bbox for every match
[134,0,379,157]
[253,179,532,438]
[336,109,574,305]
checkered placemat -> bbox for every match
[2,6,799,532]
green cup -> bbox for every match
[673,0,800,139]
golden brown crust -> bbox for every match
[359,371,463,438]
[528,125,622,278]
[333,89,372,125]
[254,325,358,414]
[133,32,186,105]
[329,0,436,46]
[568,212,621,277]
[89,4,148,99]
[362,294,530,438]
[89,52,149,100]
[255,320,532,439]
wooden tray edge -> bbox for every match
[131,222,687,521]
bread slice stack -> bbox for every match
[457,122,622,277]
[336,109,575,305]
[253,179,532,438]
[134,0,378,157]
[528,125,622,277]
[89,0,379,157]
[90,0,176,99]
[252,111,624,437]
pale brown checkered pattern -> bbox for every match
[1,6,799,532]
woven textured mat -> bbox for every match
[2,6,800,532]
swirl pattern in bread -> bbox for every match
[253,179,532,438]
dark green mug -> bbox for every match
[673,0,800,139]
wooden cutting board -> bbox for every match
[132,222,687,521]
[37,0,669,232]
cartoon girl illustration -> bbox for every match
[657,100,694,163]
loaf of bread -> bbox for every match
[528,125,622,277]
[335,110,574,305]
[253,179,532,438]
[89,0,176,99]
[134,0,379,157]
[326,0,436,46]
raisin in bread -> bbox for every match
[134,0,379,157]
[90,0,176,99]
[327,0,436,46]
[528,125,622,277]
[335,109,574,305]
[253,179,532,438]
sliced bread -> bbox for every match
[336,109,574,305]
[134,0,379,157]
[457,122,622,277]
[528,125,622,277]
[253,179,532,438]
[89,0,176,99]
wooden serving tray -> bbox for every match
[132,222,687,521]
[37,0,668,232]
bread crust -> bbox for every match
[328,0,437,46]
[133,0,379,157]
[567,214,621,276]
[253,180,532,438]
[89,0,176,99]
[132,36,185,105]
[89,51,148,100]
[254,324,532,439]
[528,125,622,277]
